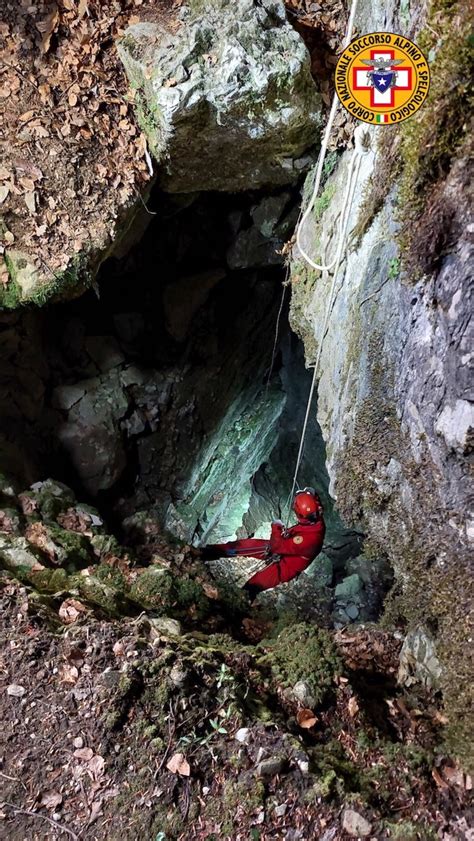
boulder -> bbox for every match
[334,574,362,599]
[398,626,443,690]
[118,0,321,192]
[0,534,44,573]
[342,808,372,837]
[150,617,183,637]
[56,371,129,494]
[255,755,286,777]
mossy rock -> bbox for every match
[24,480,75,521]
[0,535,46,578]
[129,567,176,611]
[44,523,93,570]
[77,574,129,617]
[91,532,125,558]
[95,562,127,591]
[261,622,342,707]
[173,576,211,620]
[27,567,72,593]
[129,566,211,619]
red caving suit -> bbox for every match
[209,517,325,592]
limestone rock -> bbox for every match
[255,755,286,776]
[150,617,182,637]
[288,123,472,758]
[0,506,21,534]
[235,727,250,743]
[398,626,443,690]
[25,479,75,521]
[342,808,372,837]
[335,574,362,599]
[118,0,321,192]
[0,534,44,573]
[292,680,317,708]
[85,336,125,374]
[56,371,129,494]
[169,663,189,688]
[435,399,474,454]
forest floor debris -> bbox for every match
[1,572,472,840]
[0,0,181,300]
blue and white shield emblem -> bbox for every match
[372,71,395,93]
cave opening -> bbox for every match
[0,179,393,623]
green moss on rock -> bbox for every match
[129,567,176,611]
[261,622,342,707]
[46,523,93,569]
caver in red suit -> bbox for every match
[202,488,325,601]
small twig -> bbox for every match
[134,188,157,216]
[1,61,42,95]
[2,801,80,840]
[0,771,27,792]
[155,699,177,776]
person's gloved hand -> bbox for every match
[272,519,284,526]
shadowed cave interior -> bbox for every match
[1,183,391,623]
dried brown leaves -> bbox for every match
[0,0,154,292]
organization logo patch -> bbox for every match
[335,32,430,125]
[293,535,304,545]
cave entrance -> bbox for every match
[1,181,382,623]
[43,184,341,546]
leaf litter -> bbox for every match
[0,575,472,840]
[0,1,182,297]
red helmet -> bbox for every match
[293,487,322,521]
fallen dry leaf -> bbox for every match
[297,708,318,729]
[25,521,56,561]
[18,494,38,515]
[59,598,87,624]
[74,747,94,761]
[88,754,105,780]
[88,798,103,825]
[36,7,60,54]
[166,752,191,776]
[25,192,37,214]
[40,790,63,810]
[442,764,468,789]
[432,767,449,790]
[348,696,359,718]
[60,664,79,685]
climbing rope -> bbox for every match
[285,0,368,522]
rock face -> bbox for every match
[289,123,472,759]
[118,0,321,192]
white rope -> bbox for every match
[285,0,363,521]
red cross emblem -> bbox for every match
[352,49,413,108]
